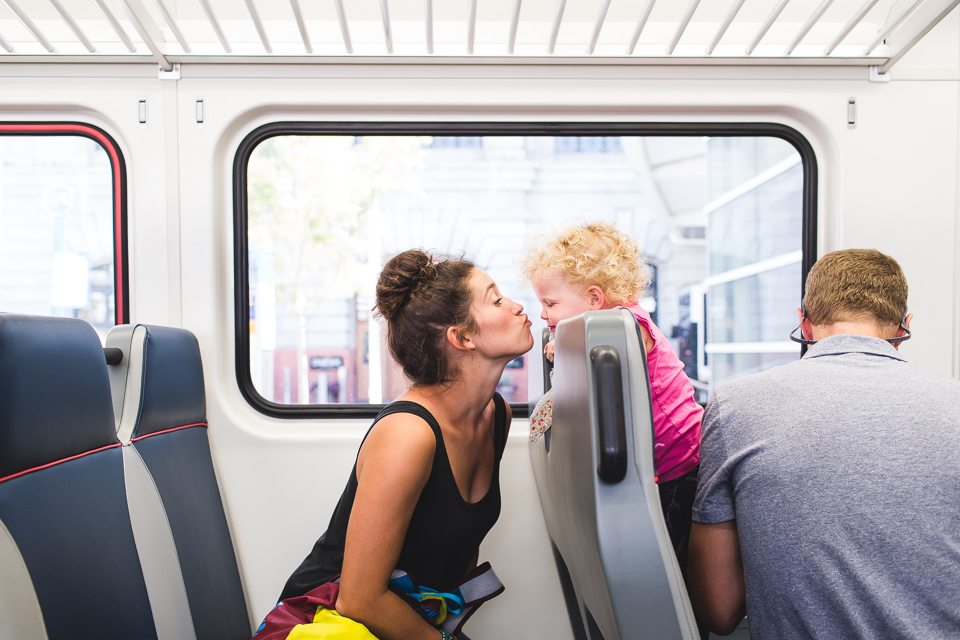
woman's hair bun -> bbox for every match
[375,249,439,321]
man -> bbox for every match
[689,249,960,639]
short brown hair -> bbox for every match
[803,249,907,328]
[520,220,649,305]
[374,250,477,387]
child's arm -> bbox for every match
[545,339,555,363]
[637,322,656,356]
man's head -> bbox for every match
[803,249,908,336]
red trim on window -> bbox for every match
[0,442,123,485]
[0,123,126,323]
[129,422,208,442]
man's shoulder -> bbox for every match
[713,358,804,398]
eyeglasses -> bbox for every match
[789,309,911,346]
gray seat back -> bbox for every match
[106,323,251,640]
[530,308,698,640]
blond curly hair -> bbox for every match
[520,220,649,306]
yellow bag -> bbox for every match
[286,607,379,640]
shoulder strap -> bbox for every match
[358,401,442,455]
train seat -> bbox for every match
[0,314,161,640]
[529,309,699,640]
[105,323,250,640]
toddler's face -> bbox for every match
[531,276,596,333]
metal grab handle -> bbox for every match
[591,345,627,483]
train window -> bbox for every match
[235,124,815,417]
[0,124,127,341]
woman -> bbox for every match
[256,249,534,640]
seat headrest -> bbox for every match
[130,325,207,438]
[0,314,117,479]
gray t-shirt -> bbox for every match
[694,334,960,639]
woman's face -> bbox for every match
[467,268,534,360]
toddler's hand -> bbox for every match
[545,340,555,363]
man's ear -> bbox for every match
[587,285,606,310]
[446,326,475,351]
[902,312,913,333]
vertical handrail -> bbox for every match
[289,0,312,53]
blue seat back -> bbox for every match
[0,314,158,640]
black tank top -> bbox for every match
[278,393,507,601]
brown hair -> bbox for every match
[375,250,477,386]
[803,249,907,328]
[520,220,649,305]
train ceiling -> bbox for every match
[0,0,956,72]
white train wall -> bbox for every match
[1,11,958,638]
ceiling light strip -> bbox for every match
[198,0,231,53]
[1,0,54,52]
[785,0,835,54]
[244,0,272,53]
[706,0,745,54]
[547,0,566,54]
[92,0,135,52]
[587,0,611,54]
[380,0,393,53]
[863,0,923,54]
[334,0,352,53]
[667,0,700,54]
[48,0,95,52]
[745,0,792,55]
[825,0,879,55]
[626,0,656,54]
[289,0,312,53]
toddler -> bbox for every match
[521,221,703,573]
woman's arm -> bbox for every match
[335,413,446,640]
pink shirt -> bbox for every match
[622,303,702,482]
